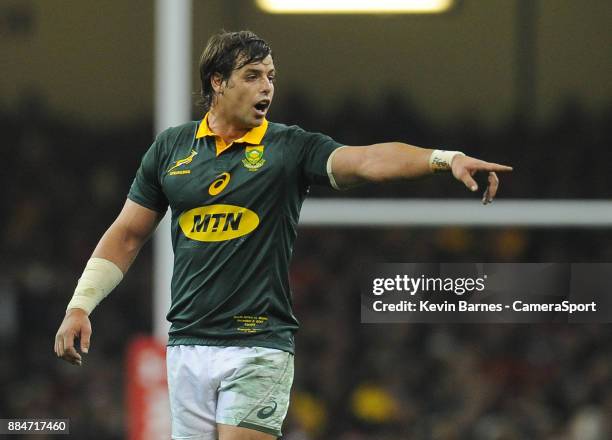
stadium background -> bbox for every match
[2,0,612,438]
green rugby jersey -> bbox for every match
[128,114,342,353]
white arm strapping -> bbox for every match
[326,146,350,190]
[429,149,465,172]
[66,257,124,315]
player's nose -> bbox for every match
[260,77,273,94]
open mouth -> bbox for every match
[254,99,270,114]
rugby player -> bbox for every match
[54,30,512,440]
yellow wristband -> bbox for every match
[66,257,123,315]
[429,149,465,172]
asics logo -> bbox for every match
[256,401,277,419]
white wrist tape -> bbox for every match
[66,257,124,315]
[429,149,465,172]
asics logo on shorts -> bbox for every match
[257,401,277,419]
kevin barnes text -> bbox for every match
[372,300,598,313]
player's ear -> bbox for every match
[211,73,224,94]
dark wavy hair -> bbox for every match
[197,30,272,111]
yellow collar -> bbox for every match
[196,112,268,145]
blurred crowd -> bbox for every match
[1,91,611,439]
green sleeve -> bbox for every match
[127,138,169,213]
[288,126,343,187]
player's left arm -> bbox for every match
[329,143,513,204]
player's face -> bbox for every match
[217,55,275,129]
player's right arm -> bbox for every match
[54,199,164,366]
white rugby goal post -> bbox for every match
[299,199,612,228]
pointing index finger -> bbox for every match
[481,162,513,172]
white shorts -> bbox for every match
[166,345,294,440]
